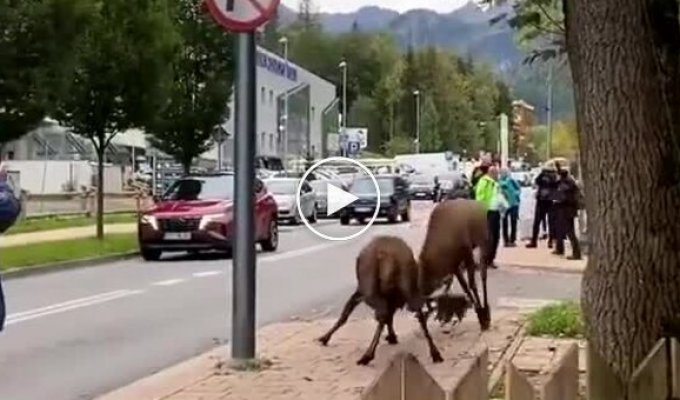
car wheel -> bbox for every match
[340,215,350,225]
[260,219,279,252]
[357,217,366,224]
[387,207,398,224]
[141,248,162,261]
[291,213,301,225]
[401,205,411,222]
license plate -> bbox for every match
[416,193,426,197]
[164,232,192,240]
[355,207,372,213]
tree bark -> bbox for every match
[565,0,680,387]
[96,133,105,240]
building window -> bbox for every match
[311,106,316,121]
[269,90,274,106]
[269,134,274,152]
[261,87,266,103]
[260,132,266,152]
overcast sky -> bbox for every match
[280,0,471,13]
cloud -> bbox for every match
[280,0,471,14]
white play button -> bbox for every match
[326,182,358,216]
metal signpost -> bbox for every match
[205,0,280,362]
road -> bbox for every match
[0,198,578,400]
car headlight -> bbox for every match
[199,213,226,230]
[140,215,158,230]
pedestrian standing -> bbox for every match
[526,164,558,248]
[499,167,521,247]
[0,162,22,332]
[475,165,503,269]
[553,166,582,260]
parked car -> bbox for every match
[408,173,435,200]
[265,178,317,225]
[310,179,347,218]
[137,172,278,261]
[340,174,411,225]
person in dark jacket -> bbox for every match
[526,164,558,248]
[553,166,582,259]
[0,162,21,332]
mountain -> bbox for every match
[278,1,522,67]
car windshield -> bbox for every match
[162,175,234,201]
[411,174,433,184]
[351,178,394,195]
[266,180,297,195]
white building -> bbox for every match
[1,46,339,193]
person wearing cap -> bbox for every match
[526,162,558,248]
[475,165,503,269]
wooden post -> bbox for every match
[540,343,579,400]
[505,362,535,400]
[585,344,625,400]
[450,349,489,400]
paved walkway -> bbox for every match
[496,240,586,273]
[0,223,136,248]
[99,311,525,400]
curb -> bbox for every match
[2,252,140,280]
[501,263,584,275]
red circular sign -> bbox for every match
[204,0,280,32]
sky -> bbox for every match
[280,0,472,14]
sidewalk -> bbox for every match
[496,241,586,273]
[98,310,525,400]
[0,223,136,248]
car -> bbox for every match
[265,178,317,225]
[310,179,347,218]
[137,172,279,261]
[408,173,435,200]
[339,174,411,225]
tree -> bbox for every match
[296,0,319,30]
[565,0,680,389]
[0,0,92,150]
[419,96,442,152]
[550,120,577,159]
[260,10,280,51]
[56,0,178,239]
[148,0,235,174]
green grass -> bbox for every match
[526,301,584,338]
[7,213,137,235]
[0,233,138,271]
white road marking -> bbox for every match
[6,290,144,326]
[258,242,346,263]
[193,271,223,278]
[152,278,185,286]
[496,297,560,310]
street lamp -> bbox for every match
[413,89,421,154]
[339,60,348,157]
[279,36,289,174]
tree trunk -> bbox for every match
[96,134,105,240]
[565,0,680,388]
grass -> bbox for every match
[0,233,138,271]
[6,213,137,235]
[526,301,584,338]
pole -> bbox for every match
[217,140,222,171]
[546,60,554,161]
[415,93,420,154]
[341,63,347,157]
[282,39,289,175]
[232,32,257,361]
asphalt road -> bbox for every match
[0,197,577,400]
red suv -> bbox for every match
[138,172,279,261]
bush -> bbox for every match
[526,301,584,338]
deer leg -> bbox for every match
[465,252,491,331]
[318,291,362,346]
[357,304,388,366]
[480,262,491,330]
[416,309,444,363]
[453,268,481,310]
[385,306,398,345]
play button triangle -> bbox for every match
[326,182,358,216]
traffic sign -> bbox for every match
[205,0,280,32]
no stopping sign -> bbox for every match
[204,0,280,32]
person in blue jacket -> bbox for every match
[0,162,21,332]
[499,167,521,247]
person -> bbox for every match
[526,164,558,248]
[0,161,21,332]
[432,176,441,202]
[499,167,521,247]
[553,165,582,260]
[475,165,503,269]
[470,160,491,199]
